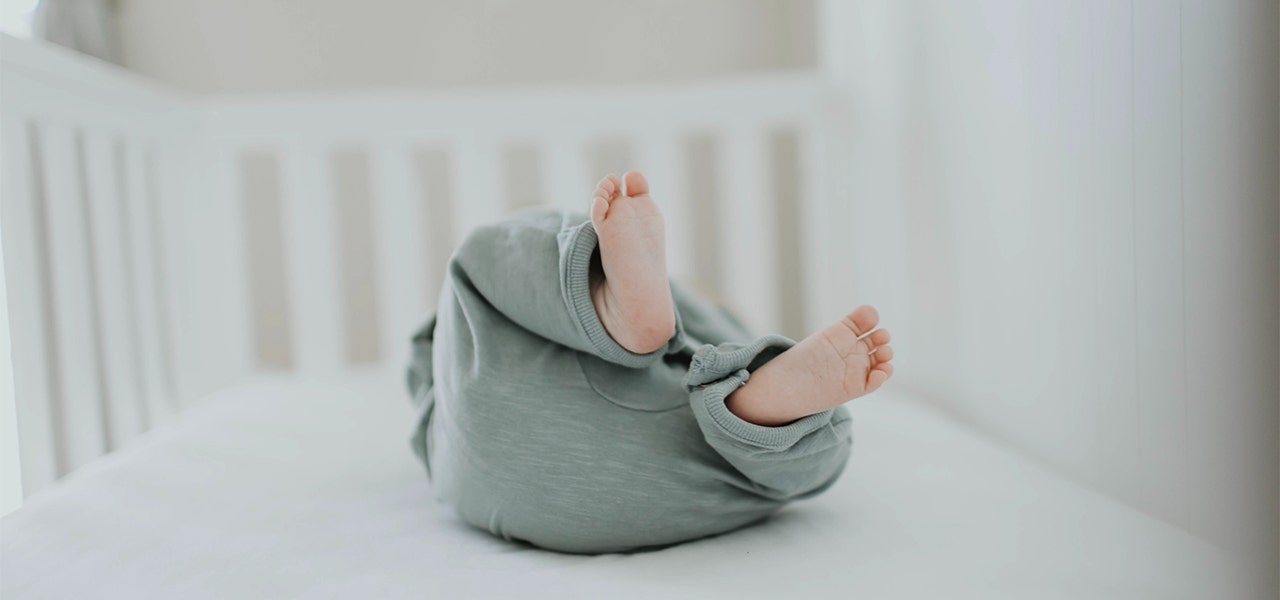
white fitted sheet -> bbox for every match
[0,373,1257,599]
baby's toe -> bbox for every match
[866,363,893,392]
[843,305,881,337]
[590,194,609,224]
[621,171,649,197]
[596,175,620,198]
[872,345,894,362]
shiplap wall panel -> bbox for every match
[282,143,343,373]
[0,115,58,492]
[82,133,147,445]
[36,121,107,472]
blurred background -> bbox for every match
[0,0,1276,589]
[2,0,815,87]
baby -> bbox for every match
[405,171,894,554]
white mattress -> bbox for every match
[0,373,1258,599]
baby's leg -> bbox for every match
[726,305,894,426]
[588,172,676,354]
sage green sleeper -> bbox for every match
[406,207,852,554]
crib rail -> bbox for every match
[0,35,191,499]
[198,76,837,377]
[1,33,843,504]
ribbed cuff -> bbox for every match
[558,219,683,368]
[686,336,836,450]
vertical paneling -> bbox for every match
[281,143,343,373]
[452,137,503,240]
[36,121,107,472]
[715,128,779,334]
[1131,0,1188,531]
[122,139,173,424]
[633,134,695,286]
[0,116,58,492]
[372,140,429,367]
[82,133,146,446]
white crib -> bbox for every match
[0,32,839,493]
[0,33,1265,599]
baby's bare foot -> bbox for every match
[589,171,676,354]
[725,305,894,426]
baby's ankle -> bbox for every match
[591,280,674,354]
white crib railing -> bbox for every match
[196,77,835,376]
[1,35,191,499]
[0,34,844,504]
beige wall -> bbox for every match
[116,0,815,93]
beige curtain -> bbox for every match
[33,0,119,63]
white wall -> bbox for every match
[820,0,1278,587]
[115,0,814,93]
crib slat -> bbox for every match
[37,122,108,471]
[282,143,343,372]
[0,115,59,493]
[634,134,694,286]
[451,137,503,237]
[83,133,146,445]
[122,139,174,424]
[544,136,590,213]
[146,136,181,404]
[371,140,428,366]
[796,126,837,332]
[193,143,254,388]
[716,129,780,334]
